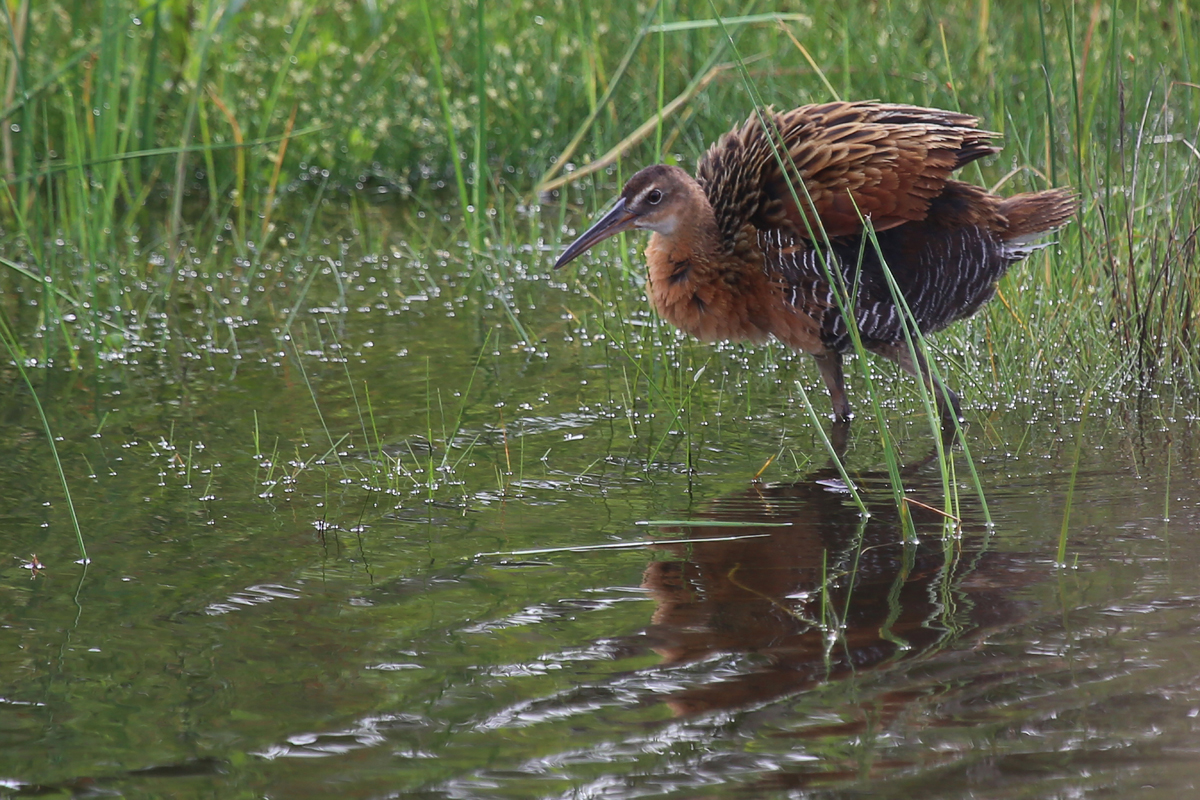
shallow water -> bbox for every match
[2,237,1199,799]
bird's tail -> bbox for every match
[999,188,1080,243]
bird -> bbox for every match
[553,101,1079,424]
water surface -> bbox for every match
[2,233,1198,799]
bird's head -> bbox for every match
[554,165,697,270]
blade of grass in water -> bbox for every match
[477,533,772,559]
[0,313,87,562]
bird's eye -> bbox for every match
[646,189,663,205]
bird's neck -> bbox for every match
[644,196,721,291]
[642,196,780,347]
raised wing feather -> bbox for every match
[696,101,1000,247]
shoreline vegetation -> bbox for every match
[3,2,1196,380]
[1,3,1197,527]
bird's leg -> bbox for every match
[874,343,964,425]
[812,351,853,422]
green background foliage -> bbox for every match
[1,0,1197,389]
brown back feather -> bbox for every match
[696,101,1001,247]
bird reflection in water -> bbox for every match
[638,459,1037,724]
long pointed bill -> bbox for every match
[554,197,638,270]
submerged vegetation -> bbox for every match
[1,0,1198,519]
